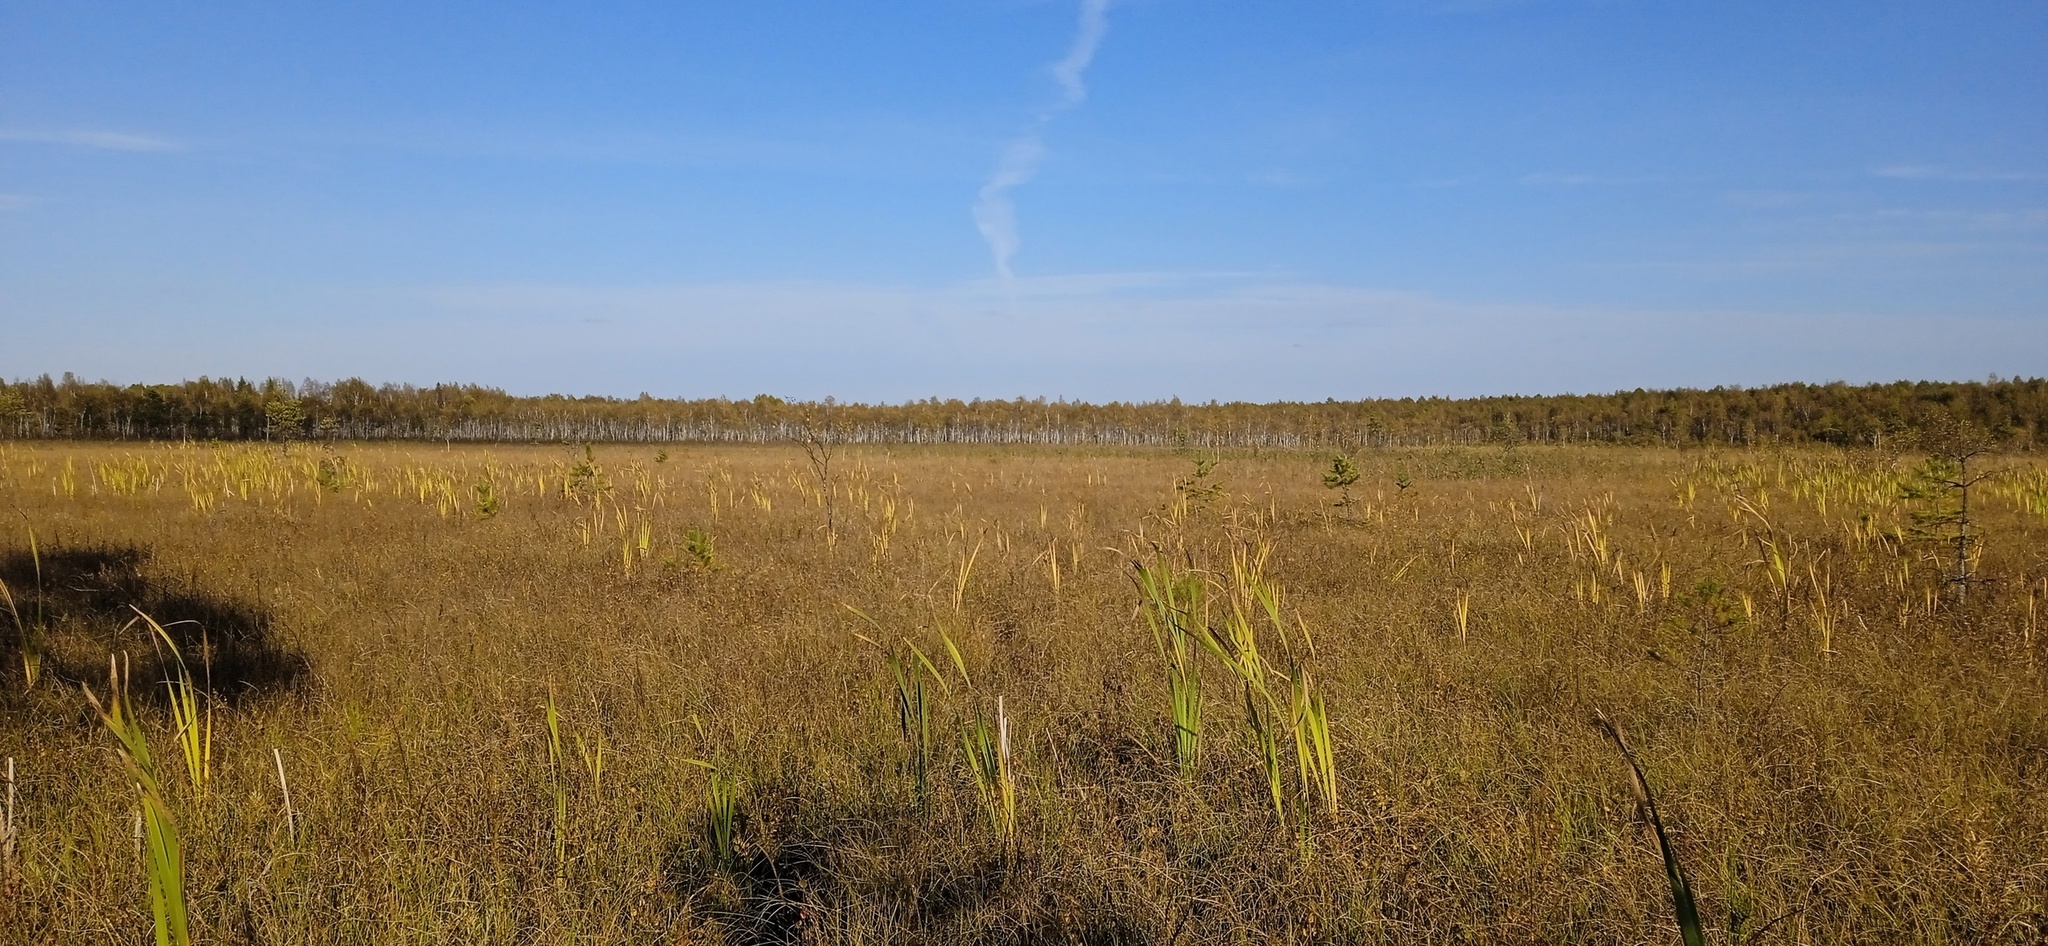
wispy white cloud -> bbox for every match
[1249,169,1317,188]
[14,271,2041,402]
[1049,0,1112,107]
[967,269,1261,299]
[0,128,183,152]
[1419,0,1544,13]
[1595,238,2048,279]
[972,138,1046,284]
[1519,171,1666,187]
[1835,208,2048,232]
[1719,189,1820,209]
[973,0,1114,286]
[1874,165,2047,183]
[291,116,988,177]
[354,272,2048,400]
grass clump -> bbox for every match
[82,653,190,946]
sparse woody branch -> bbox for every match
[1904,415,2013,602]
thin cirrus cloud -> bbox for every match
[1249,170,1319,188]
[0,128,184,152]
[7,267,2042,402]
[1873,165,2047,183]
[1518,172,1670,187]
[29,271,2032,403]
[1834,208,2048,232]
[972,0,1113,286]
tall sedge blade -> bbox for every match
[1597,713,1705,946]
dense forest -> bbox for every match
[1,373,2042,449]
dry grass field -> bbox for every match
[0,440,2044,944]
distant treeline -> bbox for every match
[1,373,2043,450]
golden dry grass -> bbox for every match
[0,440,2044,943]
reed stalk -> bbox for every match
[136,610,209,798]
[84,656,191,946]
[1596,712,1705,946]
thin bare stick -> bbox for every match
[273,749,296,841]
[3,756,15,873]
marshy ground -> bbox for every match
[1,441,2044,943]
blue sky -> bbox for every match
[2,1,2043,401]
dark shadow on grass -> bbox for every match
[0,542,307,703]
[659,785,1147,946]
[663,820,816,946]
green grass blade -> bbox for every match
[1598,714,1705,946]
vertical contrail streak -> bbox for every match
[973,0,1112,287]
[1050,0,1111,107]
